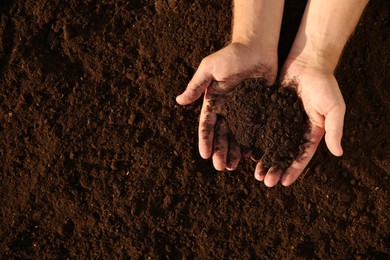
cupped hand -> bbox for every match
[176,42,277,171]
[255,60,346,187]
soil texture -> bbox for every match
[0,0,389,259]
[225,79,309,171]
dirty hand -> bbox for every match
[176,43,277,171]
[255,61,346,187]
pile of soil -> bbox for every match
[0,0,389,259]
[225,79,309,171]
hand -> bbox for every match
[254,59,346,187]
[176,42,277,171]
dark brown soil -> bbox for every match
[0,0,389,259]
[225,79,309,171]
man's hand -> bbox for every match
[176,43,277,171]
[254,60,346,187]
[252,0,367,187]
[176,0,284,172]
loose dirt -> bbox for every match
[225,79,309,171]
[0,0,389,258]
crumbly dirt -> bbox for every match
[225,79,309,171]
[0,0,389,259]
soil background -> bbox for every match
[0,0,389,258]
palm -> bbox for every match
[276,66,346,186]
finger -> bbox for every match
[212,117,229,171]
[199,87,227,159]
[198,91,217,159]
[324,105,346,157]
[176,62,212,105]
[281,125,324,186]
[226,137,241,171]
[254,161,266,181]
[264,167,283,187]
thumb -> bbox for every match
[176,65,212,105]
[324,105,346,156]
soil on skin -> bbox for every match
[0,0,389,259]
[225,79,309,172]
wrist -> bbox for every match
[281,55,335,82]
[231,37,278,60]
[231,16,281,59]
[227,41,278,85]
[285,43,341,74]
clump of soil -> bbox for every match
[225,78,310,172]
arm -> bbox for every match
[232,0,285,56]
[286,0,368,72]
[267,0,368,187]
[176,0,284,171]
[177,0,285,105]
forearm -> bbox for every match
[287,0,368,72]
[232,0,285,54]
